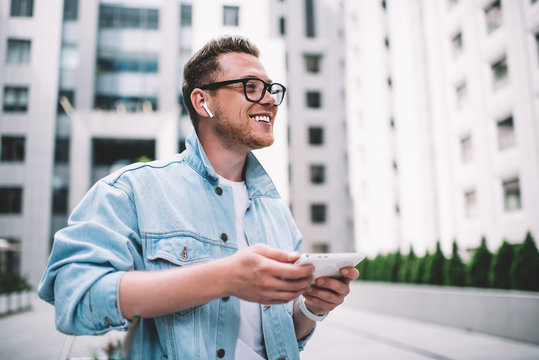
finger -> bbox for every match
[251,243,300,263]
[339,267,360,283]
[313,277,350,297]
[263,273,313,293]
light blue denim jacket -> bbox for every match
[38,131,313,360]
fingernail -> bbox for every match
[288,251,299,261]
[317,279,324,286]
[342,269,350,276]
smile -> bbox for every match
[251,115,271,123]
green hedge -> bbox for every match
[355,231,539,292]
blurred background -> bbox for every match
[0,0,539,358]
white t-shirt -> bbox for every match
[218,176,266,360]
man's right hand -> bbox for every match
[221,244,314,304]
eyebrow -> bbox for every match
[241,75,273,83]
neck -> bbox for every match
[198,131,248,182]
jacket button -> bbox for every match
[217,349,225,358]
[220,233,228,242]
[222,296,230,301]
[215,186,223,195]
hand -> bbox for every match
[223,244,314,304]
[302,267,359,315]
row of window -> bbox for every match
[9,0,76,20]
[0,186,68,215]
[460,115,515,163]
[0,184,328,223]
[0,136,69,164]
[180,4,239,27]
[464,177,522,217]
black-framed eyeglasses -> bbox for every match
[200,77,286,106]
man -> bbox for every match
[38,36,359,359]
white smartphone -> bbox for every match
[294,252,366,281]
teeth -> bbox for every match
[252,115,270,123]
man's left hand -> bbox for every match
[302,267,360,315]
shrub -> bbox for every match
[389,250,402,282]
[447,240,466,286]
[490,240,514,289]
[411,250,429,284]
[400,246,417,283]
[356,257,369,280]
[511,232,539,291]
[426,241,446,285]
[468,236,492,288]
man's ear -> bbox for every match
[191,88,212,118]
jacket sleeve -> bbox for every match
[38,179,143,335]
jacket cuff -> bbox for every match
[297,324,316,351]
[85,271,130,334]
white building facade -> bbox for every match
[347,0,539,257]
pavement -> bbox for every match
[1,286,539,359]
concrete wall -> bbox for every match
[347,282,539,345]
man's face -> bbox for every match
[209,52,278,152]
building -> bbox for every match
[273,0,355,253]
[346,0,539,257]
[1,0,357,288]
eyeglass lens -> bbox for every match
[245,79,285,105]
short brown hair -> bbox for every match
[182,35,260,128]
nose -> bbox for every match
[259,86,276,106]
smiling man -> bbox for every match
[38,36,358,360]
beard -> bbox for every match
[215,113,274,150]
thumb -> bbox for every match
[251,244,299,263]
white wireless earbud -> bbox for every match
[202,102,214,118]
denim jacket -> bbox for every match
[38,131,313,360]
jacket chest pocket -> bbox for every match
[145,234,212,271]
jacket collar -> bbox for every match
[183,131,280,199]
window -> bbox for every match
[54,138,69,164]
[223,6,239,26]
[384,36,390,48]
[464,189,477,217]
[448,0,458,8]
[460,135,472,163]
[304,54,322,73]
[311,204,327,223]
[310,164,325,184]
[503,177,521,211]
[485,0,502,34]
[10,0,33,17]
[180,4,192,26]
[97,53,158,73]
[456,82,467,109]
[308,126,324,145]
[1,136,25,162]
[312,242,329,253]
[99,5,159,30]
[6,39,31,64]
[305,0,316,38]
[0,188,23,214]
[3,86,29,113]
[57,89,75,114]
[52,186,68,214]
[279,17,286,35]
[491,56,508,89]
[60,44,79,70]
[94,95,158,112]
[451,32,463,57]
[306,91,321,108]
[63,0,78,21]
[497,115,515,150]
[0,238,21,278]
